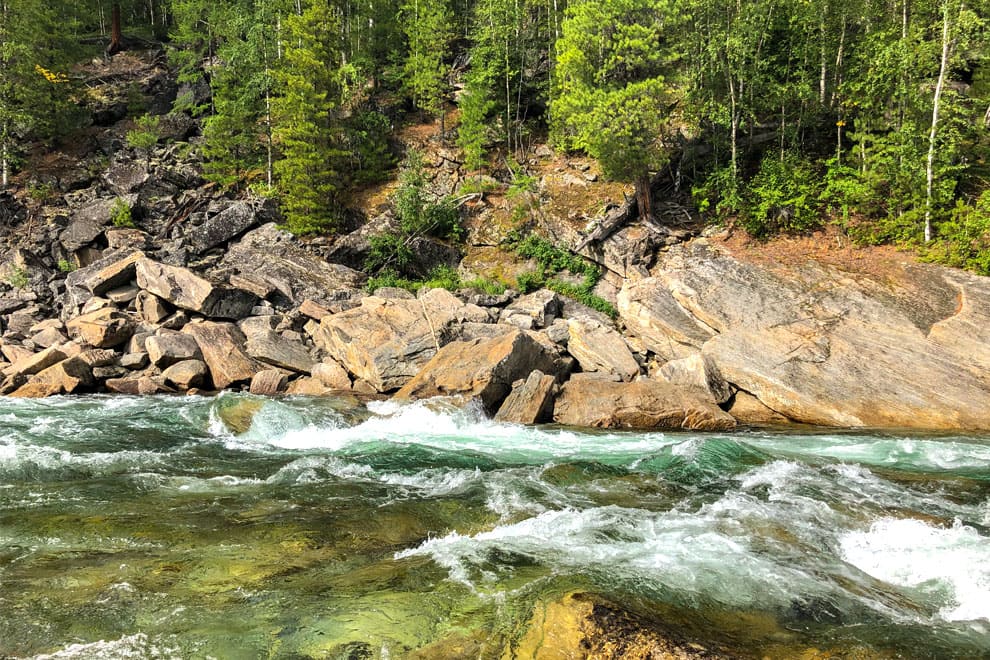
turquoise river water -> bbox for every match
[1,394,989,658]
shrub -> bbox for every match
[126,115,160,164]
[742,152,822,238]
[110,198,135,228]
[921,192,990,275]
[6,265,29,289]
[510,232,616,317]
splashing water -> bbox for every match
[1,394,989,658]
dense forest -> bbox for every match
[2,0,989,273]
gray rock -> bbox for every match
[146,332,202,368]
[186,201,260,254]
[135,258,257,319]
[182,322,264,389]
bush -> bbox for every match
[110,198,135,228]
[126,115,160,164]
[742,152,822,238]
[921,192,990,275]
[365,264,505,295]
[510,232,616,317]
[6,265,29,289]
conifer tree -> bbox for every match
[554,0,684,220]
[401,0,453,135]
[271,0,353,234]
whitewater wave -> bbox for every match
[840,517,990,622]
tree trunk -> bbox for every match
[925,0,952,243]
[106,3,123,56]
[636,173,652,222]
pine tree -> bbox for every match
[401,0,453,134]
[271,0,352,234]
[554,0,684,220]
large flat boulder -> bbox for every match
[135,258,257,319]
[10,356,94,398]
[553,376,736,430]
[315,288,492,392]
[395,330,563,414]
[182,322,264,389]
[625,240,990,430]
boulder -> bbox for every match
[315,288,491,392]
[499,289,561,329]
[104,159,148,194]
[728,391,791,425]
[135,258,257,319]
[119,352,149,370]
[182,321,264,389]
[146,332,202,368]
[2,345,68,380]
[185,201,260,254]
[657,353,732,404]
[494,370,557,424]
[105,375,171,395]
[60,198,115,251]
[222,223,367,309]
[62,249,144,319]
[161,359,208,390]
[642,241,990,429]
[250,369,289,395]
[135,290,171,323]
[617,278,716,361]
[66,308,134,348]
[553,377,736,430]
[566,319,640,381]
[10,356,94,397]
[312,360,351,390]
[78,348,119,368]
[242,326,314,374]
[395,330,563,414]
[31,326,68,349]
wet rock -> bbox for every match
[395,330,564,414]
[105,375,171,395]
[553,377,736,430]
[135,258,257,319]
[182,321,264,389]
[494,370,557,424]
[566,319,640,381]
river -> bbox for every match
[1,394,988,658]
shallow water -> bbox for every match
[1,394,989,658]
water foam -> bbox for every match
[30,633,181,659]
[840,517,990,622]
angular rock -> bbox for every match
[298,299,332,321]
[250,369,289,395]
[494,370,557,424]
[106,285,140,304]
[657,353,732,404]
[135,290,171,323]
[499,289,562,329]
[146,332,202,368]
[31,326,68,349]
[566,320,640,381]
[105,376,171,395]
[285,376,332,395]
[63,249,145,319]
[119,352,149,370]
[61,198,114,251]
[315,288,491,392]
[1,343,34,364]
[553,378,736,431]
[182,322,264,389]
[395,330,563,414]
[11,357,94,397]
[312,360,351,390]
[2,345,68,380]
[617,278,717,361]
[66,308,134,348]
[244,331,314,374]
[135,258,257,319]
[222,223,367,309]
[104,159,148,194]
[78,348,119,368]
[186,201,260,254]
[728,391,791,425]
[161,359,208,390]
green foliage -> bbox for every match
[511,233,616,317]
[742,153,823,238]
[506,161,538,199]
[365,152,463,275]
[366,264,505,294]
[456,176,500,196]
[400,0,453,120]
[343,110,397,186]
[126,115,160,163]
[5,264,29,289]
[456,82,494,171]
[110,198,135,228]
[919,192,990,275]
[27,182,55,204]
[57,259,76,273]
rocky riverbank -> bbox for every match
[2,48,988,433]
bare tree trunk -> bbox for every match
[106,3,123,56]
[636,173,652,222]
[2,140,8,189]
[925,1,952,243]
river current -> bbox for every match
[1,394,989,658]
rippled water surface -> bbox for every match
[2,394,989,658]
